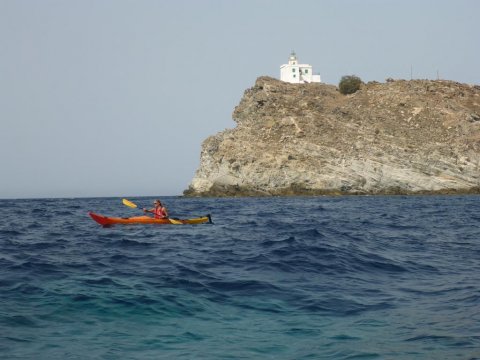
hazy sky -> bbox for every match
[1,0,478,199]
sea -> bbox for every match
[0,195,479,360]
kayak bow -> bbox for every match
[89,212,212,226]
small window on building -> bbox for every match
[292,68,296,72]
[305,69,309,74]
[293,74,296,78]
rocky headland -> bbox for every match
[184,76,480,196]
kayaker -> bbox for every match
[143,199,168,219]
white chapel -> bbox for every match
[280,51,321,84]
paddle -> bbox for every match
[122,199,182,224]
[122,198,138,209]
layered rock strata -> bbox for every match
[185,76,480,196]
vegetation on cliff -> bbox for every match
[338,75,363,95]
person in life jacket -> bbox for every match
[143,199,168,219]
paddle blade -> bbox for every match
[122,199,138,209]
[168,218,183,225]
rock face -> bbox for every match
[184,76,480,196]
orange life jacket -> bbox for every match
[153,206,166,219]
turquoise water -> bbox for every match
[1,196,479,359]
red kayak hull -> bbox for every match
[89,212,212,226]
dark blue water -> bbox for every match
[0,195,479,359]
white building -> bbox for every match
[280,51,321,84]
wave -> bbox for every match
[1,195,479,359]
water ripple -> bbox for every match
[0,195,478,360]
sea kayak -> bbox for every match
[89,212,212,226]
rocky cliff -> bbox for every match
[184,76,480,196]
